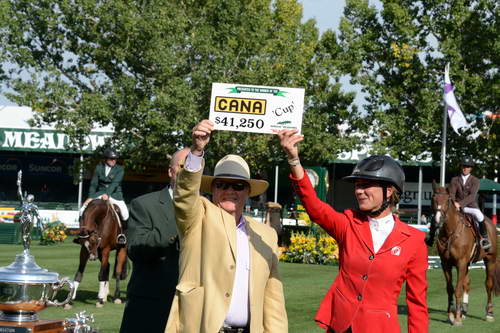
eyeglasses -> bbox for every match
[214,181,248,192]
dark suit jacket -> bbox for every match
[89,163,124,201]
[120,187,179,333]
[449,175,480,209]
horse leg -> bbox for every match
[113,247,127,304]
[96,248,111,308]
[442,262,455,324]
[65,245,89,310]
[484,257,496,322]
[453,262,468,326]
[462,273,471,317]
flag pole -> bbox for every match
[440,100,448,187]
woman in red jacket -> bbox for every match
[278,130,428,333]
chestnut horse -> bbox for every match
[70,199,128,307]
[432,182,500,325]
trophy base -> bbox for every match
[0,310,38,322]
[0,319,65,333]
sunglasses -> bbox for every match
[214,181,248,192]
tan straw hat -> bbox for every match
[200,154,269,197]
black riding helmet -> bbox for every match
[343,155,405,217]
[103,147,119,159]
[461,156,474,167]
[343,155,405,193]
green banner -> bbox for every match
[0,128,111,153]
[227,86,288,97]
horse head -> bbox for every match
[77,200,108,261]
[432,180,453,228]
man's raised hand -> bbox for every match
[191,119,214,156]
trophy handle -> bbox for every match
[47,277,75,307]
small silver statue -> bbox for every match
[17,170,43,254]
[64,311,99,333]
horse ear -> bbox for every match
[432,180,438,192]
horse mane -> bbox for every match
[81,199,110,234]
[434,186,449,195]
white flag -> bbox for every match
[444,63,469,134]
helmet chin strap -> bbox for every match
[363,185,390,218]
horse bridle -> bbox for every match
[433,193,452,228]
[78,230,101,252]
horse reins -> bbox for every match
[435,197,475,259]
[106,201,124,235]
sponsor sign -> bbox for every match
[0,208,79,228]
[209,83,305,134]
[400,182,433,206]
[0,128,111,153]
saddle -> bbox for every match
[75,199,127,245]
[462,213,482,263]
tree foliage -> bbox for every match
[0,0,360,173]
[337,0,499,177]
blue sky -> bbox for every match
[0,1,348,106]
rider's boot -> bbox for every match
[116,219,127,245]
[116,232,127,245]
[478,221,491,250]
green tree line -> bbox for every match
[0,0,498,177]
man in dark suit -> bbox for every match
[448,156,490,249]
[119,148,189,333]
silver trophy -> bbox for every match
[17,170,44,254]
[0,170,75,322]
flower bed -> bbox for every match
[40,221,67,245]
[280,231,339,265]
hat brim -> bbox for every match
[201,175,269,197]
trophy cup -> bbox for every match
[0,171,76,332]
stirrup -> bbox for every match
[480,238,491,250]
[116,234,127,245]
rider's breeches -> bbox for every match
[79,196,129,221]
[463,207,484,223]
[108,197,129,221]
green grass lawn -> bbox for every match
[1,243,500,332]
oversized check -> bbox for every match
[209,83,305,134]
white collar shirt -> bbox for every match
[368,214,395,253]
[105,165,111,177]
[461,174,470,185]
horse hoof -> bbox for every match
[114,298,122,305]
[96,302,104,308]
[453,320,463,326]
[486,315,494,322]
[64,303,73,310]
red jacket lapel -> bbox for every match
[377,218,411,254]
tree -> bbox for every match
[337,0,499,177]
[0,0,361,173]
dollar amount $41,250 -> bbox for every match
[214,116,264,129]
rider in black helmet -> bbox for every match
[80,147,128,245]
[342,155,405,216]
[448,156,490,249]
[278,130,429,333]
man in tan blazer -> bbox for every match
[165,120,287,333]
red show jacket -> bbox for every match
[291,172,428,333]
